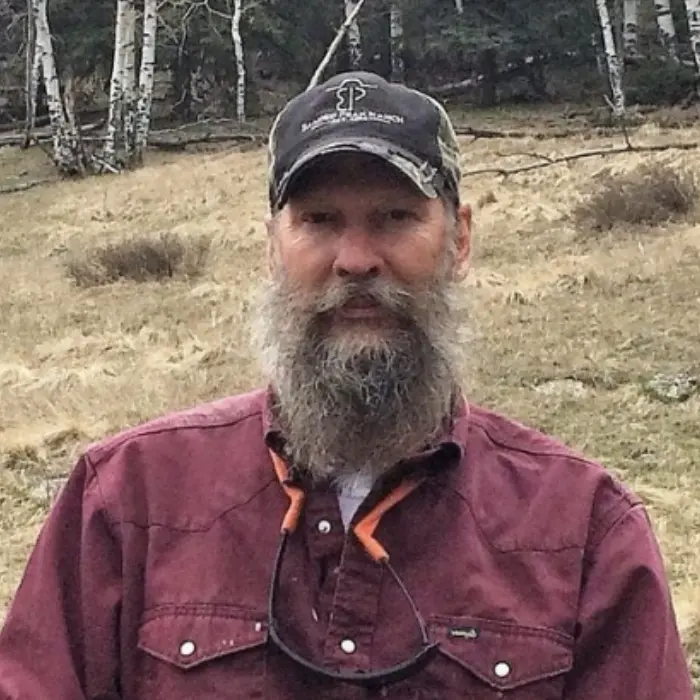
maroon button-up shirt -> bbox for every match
[0,389,692,699]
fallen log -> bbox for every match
[0,120,105,147]
[0,178,54,195]
[147,132,261,150]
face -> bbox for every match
[269,153,471,322]
[251,153,472,483]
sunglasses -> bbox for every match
[267,449,440,688]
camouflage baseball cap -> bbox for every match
[267,71,462,211]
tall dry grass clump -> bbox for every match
[574,163,697,232]
[64,233,212,287]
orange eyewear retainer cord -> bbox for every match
[269,449,305,533]
[353,479,426,562]
[269,448,425,561]
[268,449,433,659]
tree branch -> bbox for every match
[462,141,700,178]
[307,0,368,90]
[453,125,597,140]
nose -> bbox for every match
[332,227,383,279]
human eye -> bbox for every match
[388,209,417,222]
[302,211,335,226]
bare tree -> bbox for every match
[104,0,134,168]
[654,0,680,62]
[23,0,40,148]
[231,0,245,121]
[389,1,404,83]
[32,0,86,173]
[596,0,626,117]
[122,1,138,160]
[623,0,640,58]
[345,0,363,69]
[133,0,158,164]
[308,0,368,89]
[683,0,700,90]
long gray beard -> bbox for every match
[250,270,466,484]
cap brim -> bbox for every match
[273,137,440,210]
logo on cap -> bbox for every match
[327,78,377,113]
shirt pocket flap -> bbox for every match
[429,615,574,691]
[138,608,268,670]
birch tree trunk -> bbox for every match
[33,0,84,173]
[596,0,626,117]
[122,2,137,159]
[231,0,246,122]
[655,0,680,62]
[684,0,700,88]
[389,1,405,83]
[23,0,40,148]
[344,0,362,69]
[454,0,464,13]
[133,0,158,165]
[623,0,640,58]
[105,0,129,167]
[308,0,368,89]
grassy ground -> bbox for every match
[1,106,699,692]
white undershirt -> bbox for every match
[336,473,374,529]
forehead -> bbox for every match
[286,152,427,203]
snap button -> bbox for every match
[317,519,332,534]
[340,638,357,654]
[494,661,511,678]
[179,640,196,657]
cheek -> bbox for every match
[276,235,334,289]
[386,238,445,283]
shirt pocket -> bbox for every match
[396,615,574,699]
[135,606,268,700]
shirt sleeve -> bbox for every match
[0,455,122,700]
[565,504,694,699]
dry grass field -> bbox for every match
[1,106,699,693]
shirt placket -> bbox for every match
[302,492,346,634]
[321,534,384,672]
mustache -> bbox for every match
[307,279,414,317]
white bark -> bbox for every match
[231,0,245,122]
[24,0,40,146]
[344,0,362,69]
[684,0,700,85]
[122,2,137,157]
[33,0,78,170]
[308,0,368,89]
[133,0,158,164]
[655,0,680,62]
[623,0,639,58]
[596,0,626,117]
[454,0,464,13]
[105,0,129,166]
[389,1,404,83]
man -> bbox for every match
[0,71,693,699]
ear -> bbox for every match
[453,204,472,280]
